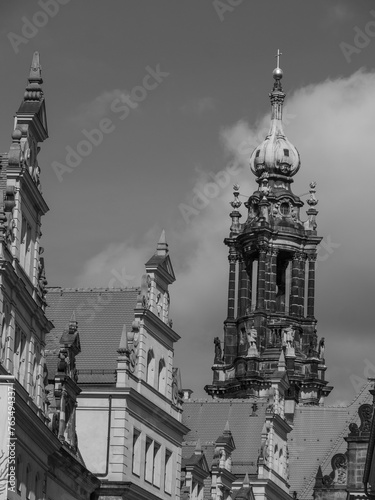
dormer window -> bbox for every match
[256,149,260,158]
[283,148,289,157]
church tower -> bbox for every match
[205,54,332,406]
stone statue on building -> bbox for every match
[318,337,325,359]
[282,325,295,348]
[214,337,222,364]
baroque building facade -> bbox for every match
[0,51,374,500]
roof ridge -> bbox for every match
[46,286,141,292]
[299,386,372,499]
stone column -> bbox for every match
[246,259,253,312]
[264,250,271,311]
[290,252,300,316]
[269,250,278,313]
[298,253,307,317]
[227,249,237,320]
[307,255,317,318]
[256,245,267,310]
[237,257,249,317]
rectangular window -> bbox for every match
[153,442,161,488]
[145,437,153,483]
[19,216,27,266]
[24,223,32,275]
[164,449,172,494]
[132,429,141,476]
[19,216,33,275]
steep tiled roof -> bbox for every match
[289,382,373,499]
[45,287,140,384]
[182,400,267,476]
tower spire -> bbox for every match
[249,50,300,183]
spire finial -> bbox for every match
[243,472,250,487]
[69,310,78,333]
[156,229,168,256]
[29,51,43,84]
[278,349,286,371]
[195,438,202,454]
[229,184,242,235]
[272,49,283,85]
[23,51,43,102]
[275,49,282,69]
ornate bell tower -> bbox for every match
[205,54,332,405]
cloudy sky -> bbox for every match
[0,0,374,403]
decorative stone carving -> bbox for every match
[172,367,182,406]
[127,319,140,374]
[165,290,170,317]
[260,423,271,465]
[248,196,260,221]
[37,252,48,300]
[271,201,282,220]
[349,403,373,436]
[156,292,162,317]
[307,181,318,207]
[138,274,152,309]
[322,453,348,487]
[259,172,270,199]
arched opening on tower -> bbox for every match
[276,251,291,314]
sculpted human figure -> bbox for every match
[318,337,325,359]
[247,325,258,356]
[283,325,295,348]
[247,326,257,348]
[214,337,222,364]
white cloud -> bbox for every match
[71,88,130,127]
[180,97,215,115]
[75,69,375,402]
[326,3,352,23]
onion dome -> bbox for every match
[250,52,300,181]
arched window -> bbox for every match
[158,359,166,395]
[146,349,155,386]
